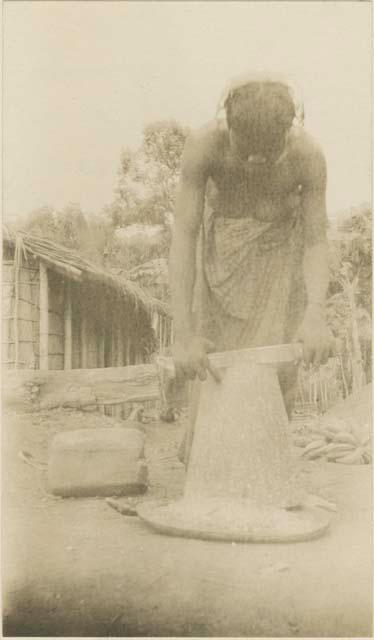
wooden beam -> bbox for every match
[2,363,161,412]
[39,262,49,370]
[64,280,72,370]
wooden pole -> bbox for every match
[114,312,125,417]
[116,322,124,367]
[170,319,174,347]
[39,262,49,370]
[80,315,88,368]
[98,319,106,412]
[14,244,21,368]
[64,280,72,370]
[98,326,105,368]
[126,334,131,365]
[125,307,132,365]
[98,310,106,411]
[111,315,117,367]
[109,311,117,416]
[159,315,162,353]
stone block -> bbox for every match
[48,428,148,497]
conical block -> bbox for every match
[139,358,331,543]
[185,362,299,505]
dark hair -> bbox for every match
[224,82,295,151]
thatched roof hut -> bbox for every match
[2,226,169,370]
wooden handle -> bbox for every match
[156,343,303,376]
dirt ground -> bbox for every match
[2,403,372,637]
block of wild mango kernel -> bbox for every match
[48,428,148,497]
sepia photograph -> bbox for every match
[1,0,372,636]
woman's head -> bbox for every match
[224,81,296,161]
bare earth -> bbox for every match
[2,405,372,637]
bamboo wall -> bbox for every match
[2,256,40,369]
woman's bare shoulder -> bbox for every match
[289,127,326,182]
[290,127,325,161]
[182,121,226,177]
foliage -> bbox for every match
[106,120,189,229]
[18,205,57,240]
[18,203,114,267]
[297,203,372,410]
[336,204,372,313]
[101,119,188,282]
[326,203,372,394]
[99,224,165,275]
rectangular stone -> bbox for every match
[48,428,148,497]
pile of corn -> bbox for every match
[294,417,371,465]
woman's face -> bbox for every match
[228,125,288,164]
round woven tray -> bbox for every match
[137,498,331,543]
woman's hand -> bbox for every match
[295,305,335,365]
[172,336,222,383]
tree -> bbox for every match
[18,205,57,240]
[337,204,372,314]
[106,119,189,229]
[326,203,372,392]
[19,203,113,267]
[102,119,189,277]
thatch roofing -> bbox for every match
[128,258,169,287]
[3,226,169,317]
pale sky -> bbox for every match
[3,1,372,222]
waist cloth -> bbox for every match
[192,202,307,352]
